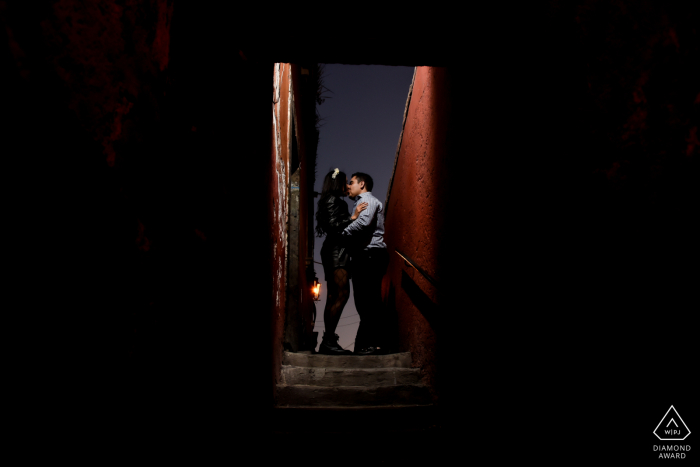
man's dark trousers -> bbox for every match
[352,247,389,350]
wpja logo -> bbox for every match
[653,405,691,459]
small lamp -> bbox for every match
[312,279,321,301]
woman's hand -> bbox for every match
[351,202,369,220]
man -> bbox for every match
[342,172,389,356]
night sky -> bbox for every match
[312,64,415,352]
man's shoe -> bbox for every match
[318,332,353,355]
[353,346,381,356]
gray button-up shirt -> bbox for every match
[342,191,387,250]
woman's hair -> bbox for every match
[315,169,347,237]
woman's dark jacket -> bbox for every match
[317,195,355,273]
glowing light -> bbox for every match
[312,280,321,301]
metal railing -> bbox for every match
[394,249,438,288]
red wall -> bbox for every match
[2,1,275,433]
[269,63,316,403]
[270,63,292,405]
[382,67,456,406]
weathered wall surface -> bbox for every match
[271,63,319,403]
[572,1,698,214]
[3,0,173,167]
[565,1,698,397]
[2,1,273,435]
[270,63,291,403]
[382,67,457,407]
[534,1,699,360]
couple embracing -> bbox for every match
[315,169,389,356]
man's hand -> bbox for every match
[351,202,369,220]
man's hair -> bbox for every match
[351,172,373,192]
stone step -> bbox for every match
[282,351,412,369]
[271,404,440,435]
[280,365,421,387]
[276,383,432,407]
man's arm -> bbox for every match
[342,197,378,236]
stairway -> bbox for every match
[272,351,439,435]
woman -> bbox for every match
[315,168,368,355]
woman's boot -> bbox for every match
[318,331,353,355]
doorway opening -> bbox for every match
[273,63,453,415]
[310,64,415,354]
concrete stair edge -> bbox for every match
[280,364,420,371]
[282,351,413,368]
[277,383,428,389]
[280,365,422,386]
[274,404,434,410]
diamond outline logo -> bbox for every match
[654,405,691,441]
